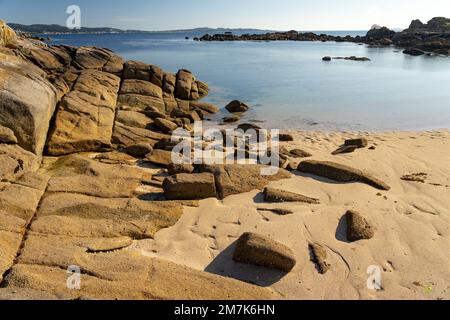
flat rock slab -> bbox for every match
[47,70,121,155]
[3,255,277,300]
[233,232,296,272]
[264,187,320,204]
[298,160,391,190]
[34,193,184,240]
[112,122,168,148]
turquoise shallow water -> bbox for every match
[48,33,450,131]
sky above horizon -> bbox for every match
[1,0,449,31]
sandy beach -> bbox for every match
[130,129,450,300]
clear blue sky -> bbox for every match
[1,0,449,31]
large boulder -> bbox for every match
[366,26,396,40]
[163,173,217,200]
[122,60,150,81]
[175,69,193,100]
[198,164,291,199]
[0,20,17,46]
[46,70,121,155]
[0,51,58,157]
[233,232,296,272]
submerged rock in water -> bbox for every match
[233,232,296,272]
[226,100,249,113]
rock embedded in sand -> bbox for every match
[264,187,320,204]
[298,160,391,190]
[233,232,296,272]
[309,243,331,274]
[344,138,368,148]
[277,134,294,142]
[401,172,428,183]
[198,164,291,199]
[345,210,375,242]
[226,100,249,113]
[163,173,217,200]
[332,145,359,155]
[289,149,312,158]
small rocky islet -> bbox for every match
[0,20,444,300]
[198,17,450,57]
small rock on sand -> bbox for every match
[346,210,375,242]
[264,187,320,204]
[309,243,331,274]
[344,138,368,148]
[233,232,296,272]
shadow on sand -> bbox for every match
[204,240,289,287]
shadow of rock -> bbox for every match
[335,215,351,243]
[293,171,349,186]
[252,192,266,204]
[204,241,288,287]
[137,192,166,201]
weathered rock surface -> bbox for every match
[0,125,17,144]
[345,210,375,242]
[4,254,277,300]
[163,173,217,200]
[309,243,331,274]
[264,187,320,204]
[0,51,58,156]
[47,70,121,155]
[298,160,391,190]
[233,233,296,272]
[124,143,153,158]
[345,138,368,148]
[199,164,291,199]
[167,163,195,175]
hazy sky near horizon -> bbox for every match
[1,0,449,31]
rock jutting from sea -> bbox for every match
[197,17,450,57]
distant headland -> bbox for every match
[197,17,450,56]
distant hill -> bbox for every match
[8,23,276,35]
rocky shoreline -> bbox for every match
[1,20,450,300]
[197,17,450,57]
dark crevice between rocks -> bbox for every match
[110,62,126,149]
[0,180,51,288]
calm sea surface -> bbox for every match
[47,32,450,131]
